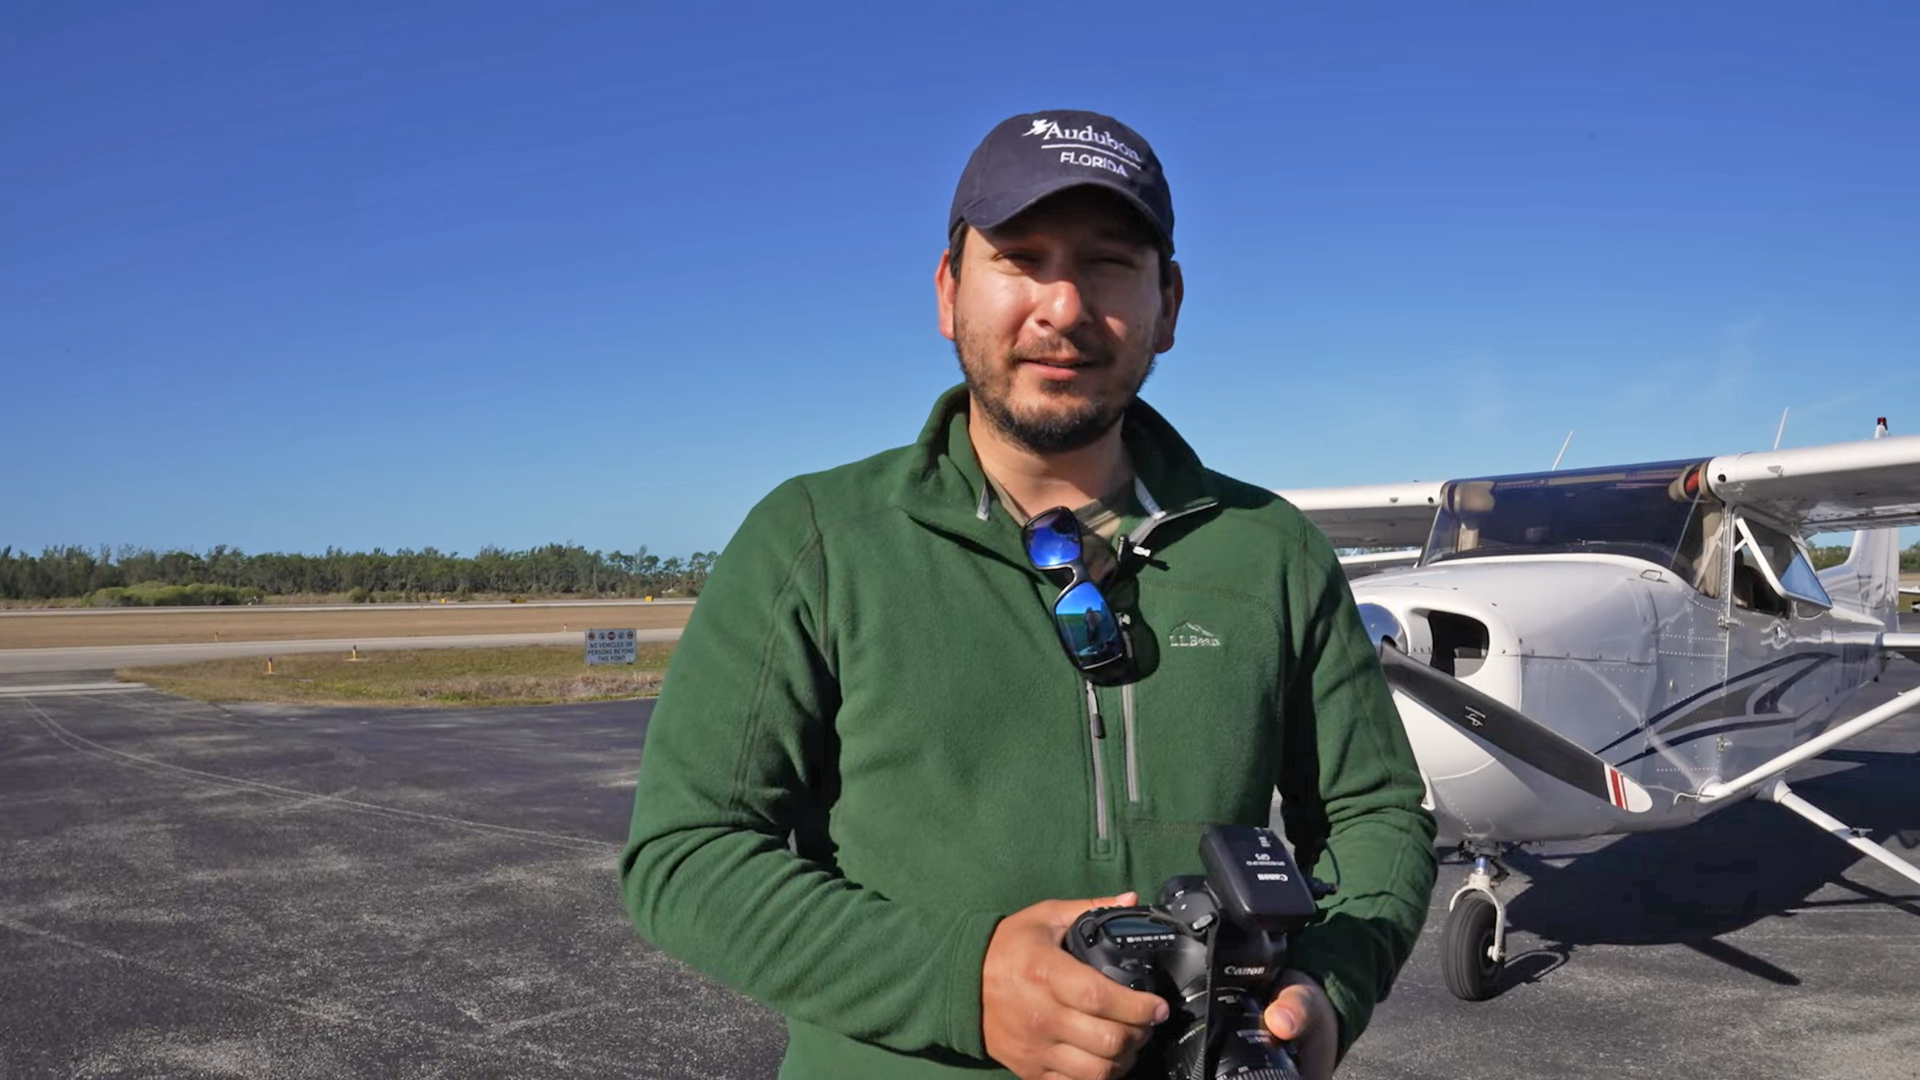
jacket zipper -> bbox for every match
[1083,680,1109,843]
[1074,478,1204,846]
[1119,499,1218,569]
[1104,481,1208,811]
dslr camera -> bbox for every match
[1065,825,1330,1080]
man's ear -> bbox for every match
[936,248,958,342]
[1154,259,1184,354]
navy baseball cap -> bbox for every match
[949,110,1174,254]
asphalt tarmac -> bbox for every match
[2,654,1916,1079]
[0,629,685,676]
[0,684,779,1079]
[1345,655,1920,1080]
[0,601,697,618]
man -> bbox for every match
[622,110,1435,1080]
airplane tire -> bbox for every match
[1441,892,1502,1002]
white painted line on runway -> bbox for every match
[0,598,697,617]
[0,628,684,675]
[0,682,147,697]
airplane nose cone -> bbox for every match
[1357,603,1405,651]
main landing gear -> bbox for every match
[1441,843,1514,1001]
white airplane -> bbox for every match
[1278,419,1920,1000]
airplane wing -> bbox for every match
[1706,432,1920,531]
[1886,633,1920,663]
[1275,481,1446,549]
[1339,547,1423,579]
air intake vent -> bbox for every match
[1427,611,1490,678]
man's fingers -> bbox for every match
[1042,1040,1135,1080]
[1046,951,1168,1026]
[984,892,1163,1080]
[1263,988,1310,1039]
[1050,1006,1154,1065]
[1263,973,1338,1080]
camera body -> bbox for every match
[1065,825,1326,1080]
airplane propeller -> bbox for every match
[1377,644,1652,813]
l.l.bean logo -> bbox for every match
[1167,621,1221,648]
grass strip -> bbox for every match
[118,644,674,707]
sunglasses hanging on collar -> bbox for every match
[1022,507,1128,676]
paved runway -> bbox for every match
[0,629,687,676]
[0,689,779,1079]
[2,658,1916,1078]
[1344,658,1920,1080]
[0,600,698,618]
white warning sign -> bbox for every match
[584,628,637,665]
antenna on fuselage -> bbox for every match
[1773,407,1790,450]
[1550,430,1574,471]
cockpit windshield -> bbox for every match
[1423,459,1710,574]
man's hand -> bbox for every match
[982,892,1169,1080]
[1262,970,1338,1080]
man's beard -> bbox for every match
[952,318,1157,454]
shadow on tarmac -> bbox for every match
[1480,729,1920,997]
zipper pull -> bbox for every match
[1085,681,1106,739]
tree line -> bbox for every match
[6,539,1914,606]
[0,544,719,604]
[1810,542,1920,573]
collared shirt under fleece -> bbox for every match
[620,386,1437,1079]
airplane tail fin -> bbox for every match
[1817,418,1903,632]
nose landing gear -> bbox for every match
[1441,845,1512,1001]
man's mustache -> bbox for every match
[1011,332,1113,367]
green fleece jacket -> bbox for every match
[621,387,1435,1078]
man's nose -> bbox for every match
[1033,273,1089,334]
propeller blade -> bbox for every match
[1379,645,1651,812]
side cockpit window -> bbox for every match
[1731,515,1832,615]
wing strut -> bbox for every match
[1757,778,1920,888]
[1688,681,1920,886]
[1696,682,1920,802]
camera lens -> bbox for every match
[1165,993,1301,1080]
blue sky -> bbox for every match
[5,3,1915,559]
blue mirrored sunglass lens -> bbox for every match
[1026,511,1082,569]
[1053,581,1124,664]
